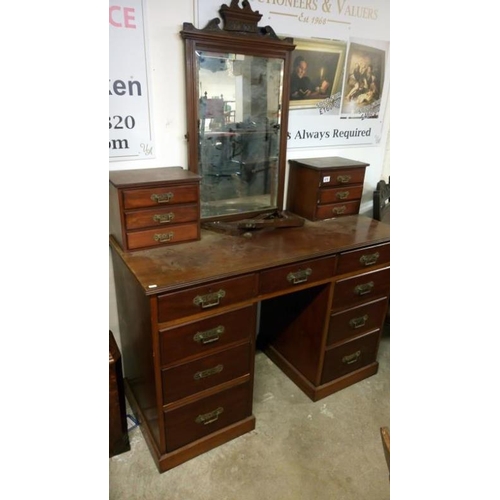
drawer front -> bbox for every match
[318,186,363,205]
[124,203,199,230]
[164,381,252,452]
[336,243,390,275]
[332,267,390,310]
[319,167,366,187]
[327,297,388,346]
[158,274,257,323]
[122,184,199,210]
[126,222,199,250]
[259,256,336,295]
[162,343,251,404]
[160,306,256,366]
[321,330,380,384]
[315,200,360,219]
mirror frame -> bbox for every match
[180,0,295,222]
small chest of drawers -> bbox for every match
[109,167,201,251]
[287,157,368,221]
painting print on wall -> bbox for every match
[341,42,385,118]
[289,39,346,110]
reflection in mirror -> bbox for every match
[197,51,284,219]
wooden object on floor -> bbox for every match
[380,426,390,471]
[373,178,390,224]
[109,167,201,252]
[110,215,390,472]
[287,157,368,221]
[109,331,131,458]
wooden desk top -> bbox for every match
[109,215,390,295]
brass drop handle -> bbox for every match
[151,192,174,203]
[193,326,225,344]
[153,232,174,243]
[332,205,346,215]
[342,350,361,365]
[153,212,175,224]
[336,191,349,199]
[354,281,374,296]
[337,175,351,184]
[287,268,312,285]
[193,364,223,380]
[359,252,379,266]
[349,315,368,329]
[195,407,224,425]
[193,289,226,308]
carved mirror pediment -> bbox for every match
[181,1,295,222]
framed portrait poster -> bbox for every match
[340,42,386,118]
[289,38,346,110]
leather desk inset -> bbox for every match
[110,215,390,472]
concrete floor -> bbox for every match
[110,333,390,500]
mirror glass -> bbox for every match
[196,50,284,219]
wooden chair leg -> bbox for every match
[380,426,390,472]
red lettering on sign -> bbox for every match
[109,6,136,29]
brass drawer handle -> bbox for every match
[153,212,175,224]
[153,232,174,243]
[194,364,223,380]
[342,350,361,365]
[193,326,225,344]
[359,252,380,266]
[287,268,312,285]
[195,407,224,425]
[336,190,349,199]
[332,206,346,215]
[193,289,226,308]
[151,192,174,203]
[354,281,374,296]
[349,314,368,329]
[337,175,351,184]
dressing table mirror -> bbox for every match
[181,0,295,222]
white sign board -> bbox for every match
[109,0,155,161]
[196,0,389,149]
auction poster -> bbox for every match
[196,0,390,148]
[109,0,155,160]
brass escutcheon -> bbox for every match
[287,268,312,285]
[342,350,361,364]
[359,252,379,266]
[354,282,374,296]
[153,232,174,243]
[193,326,225,344]
[193,289,226,308]
[193,364,223,380]
[332,206,346,215]
[337,175,351,184]
[153,212,175,223]
[151,192,174,203]
[195,407,224,425]
[336,191,349,199]
[349,315,368,329]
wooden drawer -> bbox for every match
[327,297,388,346]
[315,200,360,220]
[164,381,253,452]
[336,243,390,275]
[158,274,257,323]
[332,267,390,310]
[319,168,366,187]
[321,329,380,384]
[124,203,199,230]
[122,184,199,210]
[162,342,251,404]
[259,256,336,295]
[126,222,199,251]
[318,186,363,204]
[160,306,256,366]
